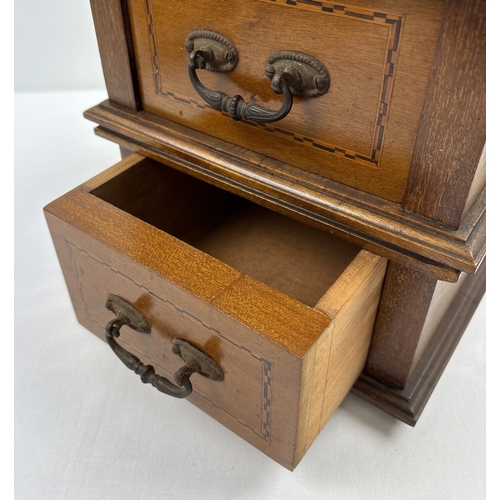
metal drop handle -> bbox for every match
[105,294,224,399]
[185,30,330,124]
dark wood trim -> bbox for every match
[83,102,485,280]
[351,258,485,426]
[402,0,486,228]
[89,0,140,110]
[119,146,134,159]
[364,262,438,389]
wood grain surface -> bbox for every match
[364,258,476,390]
[87,0,485,246]
[126,0,445,201]
[295,251,387,466]
[84,104,485,280]
[365,262,438,388]
[402,0,486,228]
[77,0,486,445]
[353,258,485,425]
[44,154,386,469]
[90,0,139,110]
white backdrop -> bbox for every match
[15,0,104,92]
[14,2,487,498]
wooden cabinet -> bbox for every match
[44,0,485,469]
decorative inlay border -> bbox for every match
[66,239,273,442]
[143,0,403,167]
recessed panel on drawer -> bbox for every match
[127,0,444,201]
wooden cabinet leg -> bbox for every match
[353,259,485,425]
[365,262,437,389]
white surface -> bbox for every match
[14,92,486,499]
[14,0,105,92]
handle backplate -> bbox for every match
[106,294,150,333]
[184,29,238,73]
[265,51,330,98]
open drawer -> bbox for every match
[44,153,387,470]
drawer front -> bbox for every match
[45,154,387,469]
[127,0,444,201]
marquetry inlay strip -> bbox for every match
[67,239,273,442]
[143,0,403,167]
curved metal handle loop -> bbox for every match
[104,295,224,399]
[185,30,330,125]
[188,49,293,123]
[105,319,195,398]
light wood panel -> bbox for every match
[295,251,387,467]
[90,156,361,307]
[126,0,445,201]
[44,154,386,469]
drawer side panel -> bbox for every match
[295,251,387,466]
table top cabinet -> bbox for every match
[44,0,485,469]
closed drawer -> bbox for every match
[44,153,387,470]
[126,0,445,201]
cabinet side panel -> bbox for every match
[402,0,486,228]
[90,0,139,109]
[460,146,486,224]
[409,271,468,376]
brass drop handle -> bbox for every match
[185,30,330,124]
[104,294,224,399]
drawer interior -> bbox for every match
[92,159,360,307]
